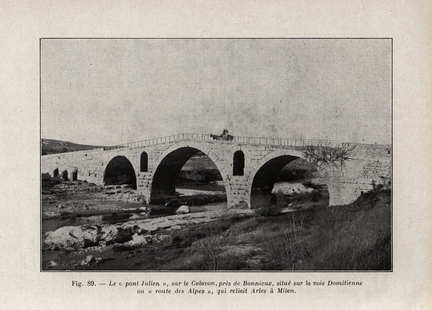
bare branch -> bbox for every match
[302,143,357,168]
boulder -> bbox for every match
[272,182,315,196]
[48,260,58,267]
[43,225,103,250]
[101,226,119,244]
[176,205,190,214]
[80,255,95,265]
[124,234,151,247]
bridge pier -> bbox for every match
[225,176,251,208]
[327,182,373,206]
[136,172,153,204]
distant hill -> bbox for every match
[41,139,106,155]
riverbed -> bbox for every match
[42,200,228,233]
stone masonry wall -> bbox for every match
[41,148,105,184]
[41,140,391,207]
[319,143,391,205]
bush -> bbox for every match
[302,143,357,168]
[252,192,286,216]
[42,173,62,189]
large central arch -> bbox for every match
[149,143,229,203]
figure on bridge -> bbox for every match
[210,129,234,141]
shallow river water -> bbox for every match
[42,201,227,233]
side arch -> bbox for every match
[246,149,314,206]
[250,155,301,195]
[103,155,137,189]
[245,149,306,186]
[246,149,343,207]
[71,168,78,181]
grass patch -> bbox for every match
[251,192,287,216]
[131,188,391,270]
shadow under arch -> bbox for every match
[247,150,328,209]
[104,155,137,189]
[149,145,227,203]
[251,155,300,196]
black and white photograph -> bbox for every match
[2,1,432,309]
[41,38,392,271]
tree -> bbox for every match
[302,143,357,169]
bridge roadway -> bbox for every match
[41,133,391,207]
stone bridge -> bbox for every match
[41,133,391,208]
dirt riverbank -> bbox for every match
[41,175,241,270]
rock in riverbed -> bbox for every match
[272,182,315,196]
[42,224,146,251]
[80,255,95,265]
[42,209,253,251]
[176,205,190,214]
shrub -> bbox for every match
[302,143,356,168]
[252,192,286,216]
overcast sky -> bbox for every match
[41,39,391,146]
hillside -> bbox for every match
[41,139,105,155]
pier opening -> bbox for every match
[233,151,245,176]
[140,152,148,172]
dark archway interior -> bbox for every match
[53,168,59,178]
[72,170,78,181]
[178,152,224,184]
[140,152,148,172]
[150,148,225,203]
[61,170,68,181]
[251,156,328,209]
[252,155,299,195]
[279,158,317,182]
[104,156,137,189]
[233,151,245,176]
